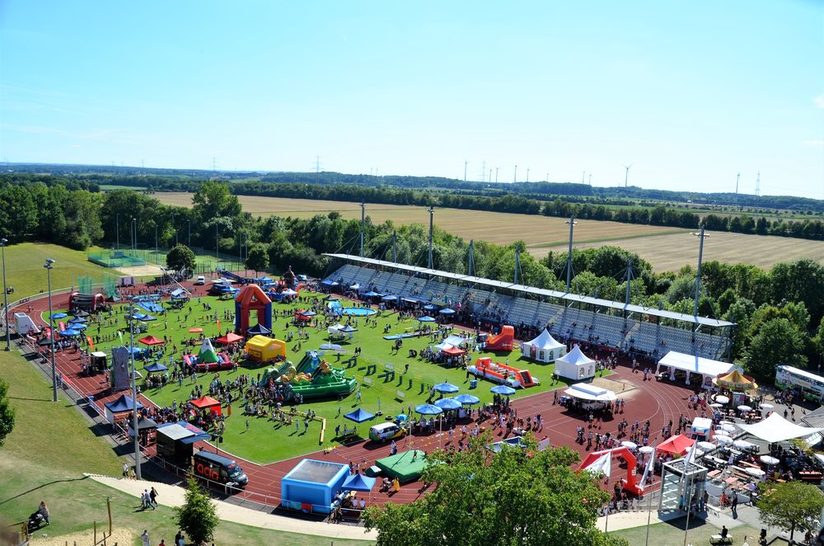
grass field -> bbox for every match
[155,192,824,271]
[610,518,761,546]
[50,291,570,464]
[2,243,121,300]
[0,351,371,545]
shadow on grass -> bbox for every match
[0,476,90,507]
[9,396,53,402]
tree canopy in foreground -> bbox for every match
[757,481,824,541]
[363,434,626,546]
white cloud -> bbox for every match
[815,94,824,109]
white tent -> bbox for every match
[521,329,566,363]
[584,452,612,477]
[656,351,734,388]
[564,382,617,402]
[738,412,824,444]
[443,334,469,348]
[554,344,595,380]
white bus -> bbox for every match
[775,365,824,402]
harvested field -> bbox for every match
[157,192,682,249]
[155,193,824,271]
[546,230,824,272]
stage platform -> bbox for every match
[375,450,427,483]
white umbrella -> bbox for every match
[719,424,736,433]
[715,434,733,445]
[710,403,723,408]
[697,441,716,451]
[759,403,774,410]
[719,420,735,426]
[639,445,655,454]
[621,440,637,450]
[745,467,766,478]
[715,395,730,404]
[737,405,753,412]
[695,449,705,457]
[760,455,779,466]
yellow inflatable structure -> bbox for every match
[244,335,287,362]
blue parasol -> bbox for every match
[344,408,375,423]
[434,382,459,394]
[417,316,436,323]
[490,385,516,396]
[454,394,481,405]
[415,404,443,416]
[434,398,462,410]
[51,312,68,320]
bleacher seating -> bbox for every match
[321,264,731,361]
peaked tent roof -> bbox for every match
[525,329,565,350]
[564,383,617,402]
[342,472,377,491]
[246,323,271,335]
[344,407,375,423]
[191,396,221,409]
[138,335,165,346]
[656,434,695,456]
[105,394,143,413]
[556,344,594,366]
[738,412,824,443]
[215,332,243,345]
[716,369,757,390]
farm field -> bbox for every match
[156,193,824,271]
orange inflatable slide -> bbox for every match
[484,325,514,351]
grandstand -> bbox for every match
[323,254,735,361]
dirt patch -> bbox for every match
[116,264,163,278]
[29,527,135,546]
[593,376,636,396]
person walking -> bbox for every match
[140,530,150,546]
[149,486,158,509]
[731,493,739,518]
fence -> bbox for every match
[89,245,245,274]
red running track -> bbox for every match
[13,284,707,508]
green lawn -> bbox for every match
[60,292,571,464]
[1,242,121,300]
[0,347,371,545]
[610,518,761,546]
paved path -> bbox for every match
[88,475,378,542]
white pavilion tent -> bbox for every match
[521,329,566,363]
[738,412,824,444]
[554,344,596,380]
[656,351,734,388]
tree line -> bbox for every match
[0,177,822,381]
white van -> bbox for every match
[195,275,206,285]
[368,422,407,443]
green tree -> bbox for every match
[757,481,824,542]
[176,477,218,545]
[0,378,15,446]
[363,434,625,546]
[745,317,807,379]
[245,244,269,274]
[166,244,196,273]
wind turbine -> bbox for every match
[624,164,632,187]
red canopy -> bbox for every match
[138,335,165,346]
[215,332,243,345]
[655,434,695,456]
[191,396,222,416]
[442,346,466,356]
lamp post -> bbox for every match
[691,226,708,317]
[565,216,577,292]
[44,258,57,402]
[128,305,145,479]
[1,238,9,351]
[131,217,137,253]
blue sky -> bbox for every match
[1,1,822,197]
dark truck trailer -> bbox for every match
[193,450,248,487]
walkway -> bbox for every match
[89,475,377,541]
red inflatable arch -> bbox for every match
[234,284,273,336]
[578,446,644,496]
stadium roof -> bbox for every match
[323,253,734,328]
